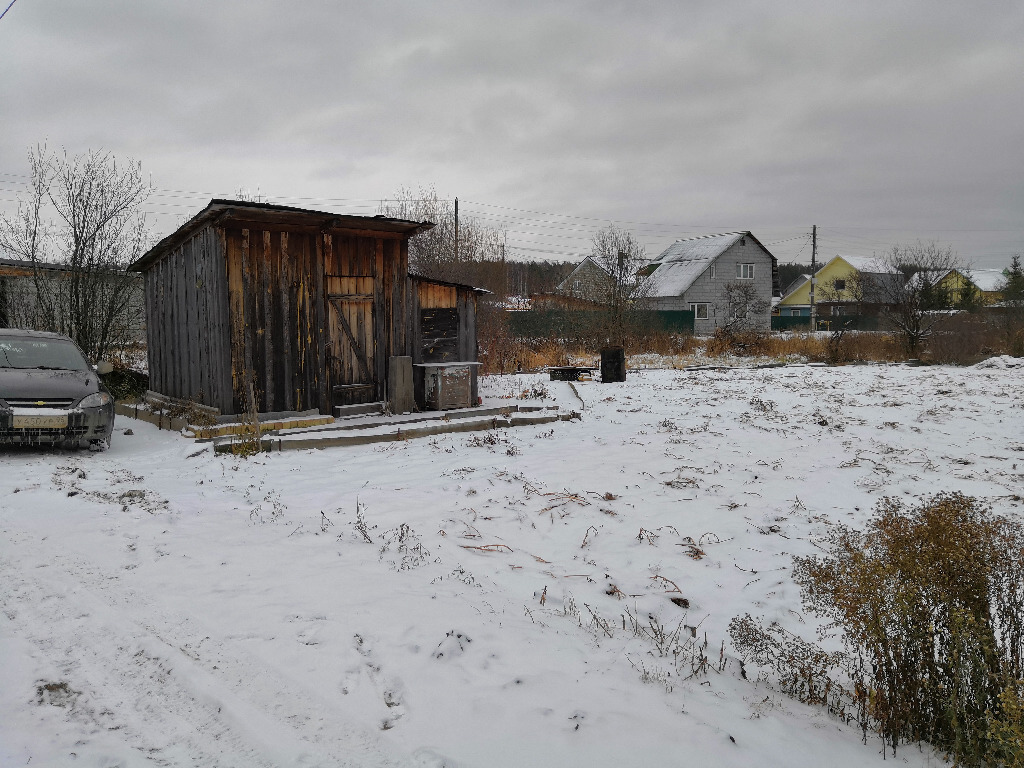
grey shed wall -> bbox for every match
[144,227,234,412]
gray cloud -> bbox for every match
[1,0,1021,265]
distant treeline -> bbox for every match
[777,262,814,292]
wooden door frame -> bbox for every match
[327,289,377,404]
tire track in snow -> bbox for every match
[0,544,401,767]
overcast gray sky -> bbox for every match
[2,0,1022,267]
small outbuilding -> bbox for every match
[129,199,483,417]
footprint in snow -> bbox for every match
[432,630,472,660]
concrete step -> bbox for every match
[333,402,385,419]
[213,408,581,454]
[288,404,555,437]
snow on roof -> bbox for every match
[831,254,899,274]
[967,269,1007,292]
[908,267,1006,293]
[642,232,747,296]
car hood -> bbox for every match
[0,368,101,404]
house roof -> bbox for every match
[966,269,1007,293]
[641,232,771,297]
[783,274,811,298]
[828,254,900,274]
[779,255,908,306]
[129,199,435,273]
[555,255,612,291]
[920,268,1006,295]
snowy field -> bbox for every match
[2,359,1022,768]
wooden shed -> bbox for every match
[409,275,488,408]
[129,199,444,416]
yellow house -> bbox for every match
[935,268,1005,306]
[777,255,900,317]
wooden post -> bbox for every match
[388,356,414,414]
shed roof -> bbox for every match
[641,231,771,297]
[129,199,435,273]
[410,273,491,295]
[1,256,75,275]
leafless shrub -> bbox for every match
[352,500,375,543]
[732,493,1024,765]
[379,523,432,571]
[705,327,773,357]
[925,313,1004,365]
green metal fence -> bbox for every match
[772,316,812,331]
[772,315,882,332]
[507,309,694,338]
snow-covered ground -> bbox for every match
[2,359,1022,767]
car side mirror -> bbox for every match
[95,361,114,375]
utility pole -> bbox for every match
[454,197,459,261]
[616,250,627,317]
[809,225,817,330]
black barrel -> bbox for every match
[600,347,626,382]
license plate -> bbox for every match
[13,414,69,429]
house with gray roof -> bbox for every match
[551,255,616,306]
[639,232,779,334]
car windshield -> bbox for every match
[0,337,91,372]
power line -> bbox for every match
[0,0,18,23]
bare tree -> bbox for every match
[0,146,149,361]
[378,185,507,294]
[589,224,648,319]
[864,241,962,356]
[722,281,770,332]
[816,271,868,317]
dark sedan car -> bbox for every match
[0,329,115,449]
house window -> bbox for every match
[831,305,845,316]
[737,263,755,279]
[834,279,846,291]
[573,280,581,289]
[709,264,716,280]
[733,305,747,319]
[689,303,709,320]
[789,308,801,317]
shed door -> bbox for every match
[327,276,377,406]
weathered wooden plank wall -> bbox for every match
[410,279,479,364]
[218,224,409,414]
[408,277,481,403]
[458,290,479,403]
[143,228,233,412]
[225,225,327,414]
[143,208,419,417]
